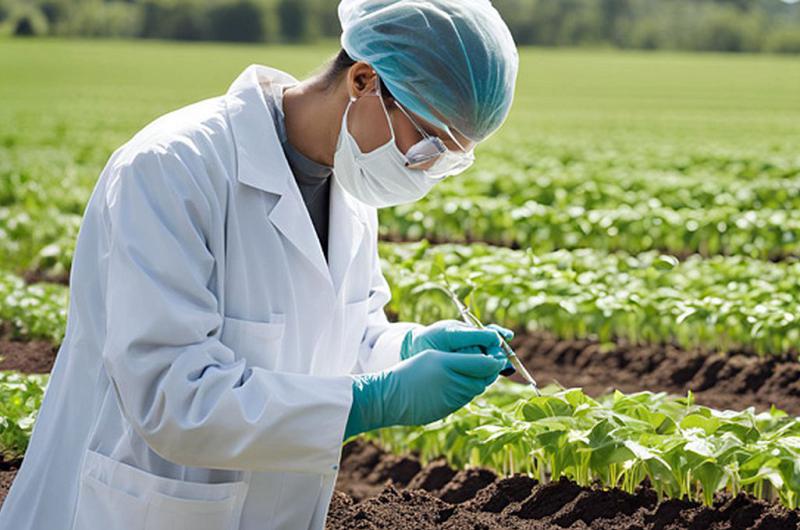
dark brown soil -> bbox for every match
[328,439,800,530]
[21,268,69,286]
[3,439,799,529]
[0,457,20,506]
[1,322,797,414]
[510,330,800,415]
[0,323,58,374]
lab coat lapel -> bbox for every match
[267,185,331,282]
[225,64,332,283]
[328,177,366,295]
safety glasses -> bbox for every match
[392,98,475,178]
[371,78,475,179]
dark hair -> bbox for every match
[321,48,392,99]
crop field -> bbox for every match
[1,37,800,528]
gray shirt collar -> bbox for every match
[262,81,333,184]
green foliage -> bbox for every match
[2,41,798,275]
[208,1,267,43]
[0,271,68,343]
[277,0,314,43]
[0,41,798,356]
[2,0,799,52]
[0,371,48,461]
[381,242,800,356]
[56,1,142,38]
[367,379,800,509]
[382,199,800,260]
[139,0,210,41]
[380,140,800,259]
[0,205,80,279]
[763,27,800,53]
[0,2,49,37]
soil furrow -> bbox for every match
[329,439,800,530]
[2,327,798,414]
[510,330,800,415]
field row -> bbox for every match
[5,369,800,511]
[368,379,800,510]
[2,140,800,275]
[5,141,799,213]
[5,196,800,280]
[381,242,800,356]
[381,198,800,259]
[0,205,78,277]
[0,270,67,344]
[4,239,800,359]
[435,147,800,212]
[3,242,800,358]
[0,371,47,462]
[333,439,800,530]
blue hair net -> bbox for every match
[338,0,519,144]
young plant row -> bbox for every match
[10,193,798,279]
[469,139,799,184]
[0,205,79,276]
[380,197,800,259]
[0,270,68,344]
[0,371,48,462]
[432,156,800,213]
[4,239,800,357]
[3,136,798,276]
[366,380,800,509]
[380,241,800,356]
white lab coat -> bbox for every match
[0,64,421,530]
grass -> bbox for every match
[2,37,799,168]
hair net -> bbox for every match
[338,0,519,144]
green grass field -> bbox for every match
[3,36,799,169]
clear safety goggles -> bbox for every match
[392,100,475,178]
[373,79,476,179]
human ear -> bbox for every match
[346,61,379,99]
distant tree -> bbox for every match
[711,0,751,12]
[6,4,49,36]
[38,0,70,25]
[492,0,535,44]
[5,0,799,53]
[762,27,800,53]
[139,0,208,41]
[277,0,313,42]
[695,6,763,52]
[316,0,341,37]
[600,0,632,45]
[209,1,266,42]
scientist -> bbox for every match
[0,0,519,529]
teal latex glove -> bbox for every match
[485,323,516,376]
[344,348,506,440]
[400,320,502,359]
[400,320,516,375]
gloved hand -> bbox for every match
[485,323,516,377]
[400,320,516,375]
[344,348,506,440]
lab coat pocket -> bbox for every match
[221,313,285,370]
[72,447,249,530]
[73,473,146,530]
[144,489,243,530]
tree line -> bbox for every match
[2,0,799,53]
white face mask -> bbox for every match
[332,87,443,209]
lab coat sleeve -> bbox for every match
[101,147,353,475]
[351,209,424,374]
